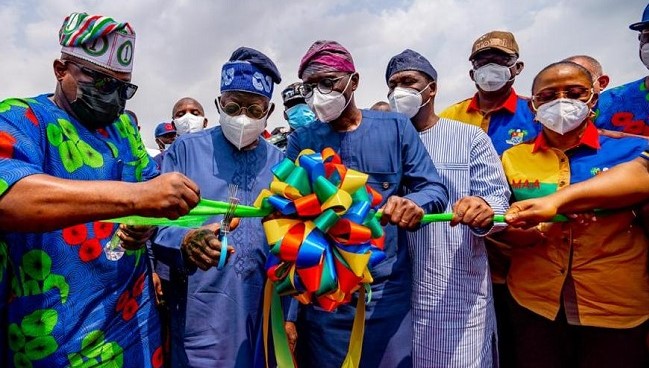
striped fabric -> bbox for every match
[407,118,510,367]
[59,12,133,47]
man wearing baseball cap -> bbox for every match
[153,122,177,166]
[0,12,201,367]
[267,82,317,150]
[595,3,649,137]
[154,122,177,149]
[440,30,538,368]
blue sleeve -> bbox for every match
[151,142,191,271]
[0,98,45,196]
[467,130,511,236]
[282,296,299,322]
[399,119,449,213]
[286,129,303,161]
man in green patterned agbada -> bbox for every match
[0,12,200,367]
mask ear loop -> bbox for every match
[338,73,356,113]
[418,82,434,108]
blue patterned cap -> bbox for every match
[385,49,437,83]
[220,47,282,99]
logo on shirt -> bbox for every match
[590,167,609,176]
[510,178,540,189]
[506,129,528,146]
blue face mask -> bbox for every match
[286,104,316,129]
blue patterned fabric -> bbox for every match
[595,78,649,137]
[0,94,162,367]
[152,127,285,367]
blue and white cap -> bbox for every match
[220,47,282,99]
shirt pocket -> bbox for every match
[365,171,400,202]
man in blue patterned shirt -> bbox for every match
[0,12,199,367]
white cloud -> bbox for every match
[1,0,646,148]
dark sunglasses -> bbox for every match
[215,98,269,120]
[66,61,138,100]
[299,74,351,98]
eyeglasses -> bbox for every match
[532,86,593,105]
[66,61,138,100]
[217,99,269,119]
[471,53,517,69]
[299,74,350,98]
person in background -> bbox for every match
[562,55,609,95]
[595,3,649,136]
[440,30,538,367]
[172,97,208,135]
[288,40,449,368]
[370,101,391,112]
[0,12,199,367]
[500,61,649,368]
[152,47,286,367]
[153,122,177,167]
[267,82,316,150]
[386,48,510,368]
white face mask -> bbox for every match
[306,75,354,123]
[174,113,205,135]
[640,43,649,70]
[388,84,432,118]
[219,112,267,150]
[473,63,513,92]
[535,98,591,135]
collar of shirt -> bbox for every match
[467,88,518,114]
[532,119,601,153]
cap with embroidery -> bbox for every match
[154,122,176,137]
[220,47,281,99]
[59,12,135,73]
[470,31,519,60]
[281,82,306,106]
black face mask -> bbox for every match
[68,81,126,129]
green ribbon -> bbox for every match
[104,199,571,227]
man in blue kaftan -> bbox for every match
[152,47,285,368]
[287,40,449,368]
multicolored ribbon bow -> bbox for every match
[256,147,385,311]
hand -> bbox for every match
[134,172,200,219]
[505,198,559,229]
[379,196,424,230]
[151,272,164,306]
[450,196,494,228]
[181,221,238,271]
[284,321,298,353]
[116,224,155,250]
[566,212,597,225]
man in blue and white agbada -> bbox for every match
[386,49,510,368]
[152,47,285,367]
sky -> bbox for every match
[1,0,647,148]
